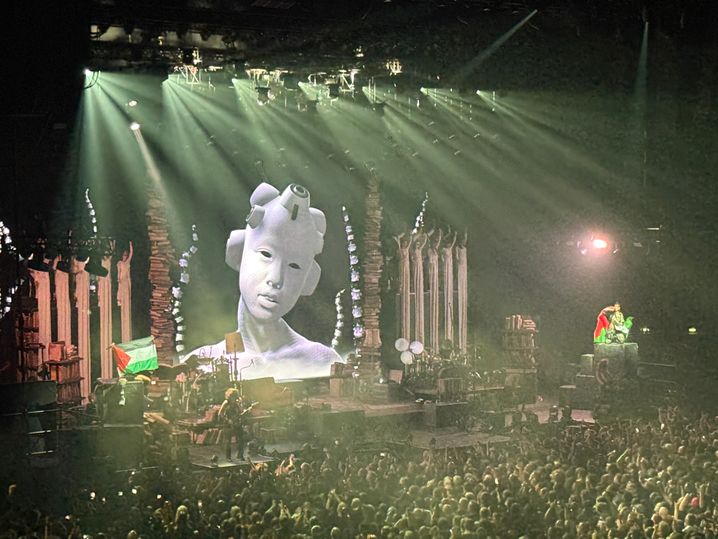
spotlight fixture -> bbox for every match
[130,122,141,131]
[326,81,340,99]
[27,256,51,273]
[688,327,698,335]
[56,259,71,273]
[181,47,198,66]
[592,238,609,250]
[386,59,402,76]
[255,86,272,106]
[85,258,109,277]
[281,72,300,90]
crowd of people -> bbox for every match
[2,405,718,539]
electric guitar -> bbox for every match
[223,401,259,427]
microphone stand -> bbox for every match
[238,359,255,398]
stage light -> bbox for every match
[84,68,93,76]
[386,59,402,76]
[326,82,340,99]
[27,255,51,272]
[255,86,272,106]
[127,99,138,107]
[85,258,109,277]
[640,327,650,334]
[592,238,609,250]
[688,327,698,335]
[130,122,141,131]
[181,47,198,66]
[56,259,71,273]
[281,72,300,90]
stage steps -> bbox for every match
[561,343,678,410]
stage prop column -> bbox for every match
[147,190,177,366]
[411,232,427,345]
[28,268,51,355]
[98,255,113,379]
[441,231,456,347]
[359,169,384,382]
[117,241,133,343]
[456,232,468,353]
[73,259,91,402]
[54,259,72,345]
[427,230,441,353]
[394,232,412,341]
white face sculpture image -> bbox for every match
[184,182,341,379]
[239,196,318,321]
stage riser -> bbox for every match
[637,362,677,380]
[423,402,469,428]
[98,425,144,469]
[573,374,598,409]
[310,409,366,436]
[96,381,145,425]
[504,369,537,404]
[593,343,640,376]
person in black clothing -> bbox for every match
[218,388,246,460]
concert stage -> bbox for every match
[187,444,283,470]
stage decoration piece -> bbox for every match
[331,289,345,349]
[0,222,19,319]
[112,336,159,375]
[427,229,442,352]
[594,302,634,344]
[146,181,177,365]
[456,231,468,353]
[184,182,341,380]
[72,257,91,401]
[356,167,385,382]
[442,230,457,346]
[394,338,410,352]
[400,350,414,365]
[98,254,113,378]
[411,231,427,344]
[342,205,364,350]
[84,188,98,237]
[117,241,133,343]
[409,340,424,355]
[172,225,199,354]
[393,231,412,343]
[412,192,429,235]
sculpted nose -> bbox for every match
[266,262,283,289]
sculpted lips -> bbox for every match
[258,292,279,304]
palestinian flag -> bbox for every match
[594,312,610,343]
[112,337,158,375]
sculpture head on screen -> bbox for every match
[187,182,341,379]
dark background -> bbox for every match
[5,0,718,390]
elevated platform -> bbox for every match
[408,427,510,450]
[188,444,281,470]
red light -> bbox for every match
[592,238,608,249]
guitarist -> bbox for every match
[219,388,253,461]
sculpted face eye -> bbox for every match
[289,262,301,270]
[259,250,272,259]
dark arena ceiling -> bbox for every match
[83,0,717,76]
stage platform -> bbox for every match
[305,395,422,418]
[407,426,510,450]
[523,398,595,424]
[188,443,299,470]
[179,394,593,468]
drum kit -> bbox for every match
[176,354,235,412]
